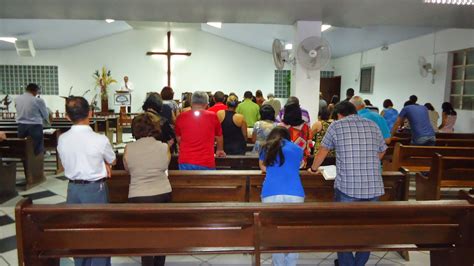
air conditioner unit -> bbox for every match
[15,40,36,57]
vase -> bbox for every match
[100,85,108,114]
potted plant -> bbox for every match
[93,67,117,114]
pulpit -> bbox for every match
[115,91,132,126]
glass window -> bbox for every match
[452,67,464,80]
[453,52,465,66]
[451,82,463,95]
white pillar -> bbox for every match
[292,21,322,124]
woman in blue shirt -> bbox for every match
[259,126,304,266]
[380,99,398,130]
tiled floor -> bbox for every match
[0,173,433,266]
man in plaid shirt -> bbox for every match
[309,101,387,266]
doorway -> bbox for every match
[320,76,341,103]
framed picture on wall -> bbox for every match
[360,66,375,93]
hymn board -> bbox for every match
[146,31,192,87]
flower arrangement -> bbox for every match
[93,66,117,100]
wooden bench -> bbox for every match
[387,143,474,172]
[114,153,334,171]
[416,154,474,200]
[395,132,474,140]
[15,198,474,266]
[0,159,17,203]
[107,170,408,203]
[0,137,45,189]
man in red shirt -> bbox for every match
[175,91,226,170]
[207,91,227,113]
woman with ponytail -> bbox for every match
[439,102,457,133]
[259,126,304,266]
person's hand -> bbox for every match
[0,132,6,142]
[105,164,112,178]
[307,167,320,175]
[216,150,226,158]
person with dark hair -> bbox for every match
[236,90,260,127]
[328,95,340,119]
[381,99,399,130]
[217,95,248,155]
[319,92,328,114]
[409,95,418,104]
[308,101,387,266]
[341,88,355,102]
[181,92,192,113]
[142,92,176,147]
[252,104,276,153]
[58,96,116,266]
[391,99,435,145]
[161,86,180,121]
[259,126,304,266]
[14,83,49,155]
[363,98,379,113]
[255,90,265,106]
[175,91,225,170]
[424,103,439,132]
[208,91,228,113]
[439,102,457,133]
[278,103,311,167]
[124,112,171,266]
[311,106,334,157]
[276,96,311,126]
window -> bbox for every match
[0,65,59,95]
[450,49,474,110]
[274,70,291,98]
[321,71,335,78]
[360,66,375,93]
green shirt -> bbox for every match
[236,99,260,127]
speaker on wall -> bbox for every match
[15,40,36,57]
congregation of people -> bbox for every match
[1,83,460,266]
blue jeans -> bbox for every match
[178,163,215,170]
[66,181,111,266]
[262,195,305,266]
[334,189,378,266]
[411,136,436,146]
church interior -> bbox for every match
[1,0,474,265]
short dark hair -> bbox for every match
[260,104,275,121]
[244,91,253,99]
[26,83,40,93]
[409,95,418,103]
[424,103,434,111]
[160,87,174,100]
[66,97,90,123]
[256,90,263,98]
[283,103,304,126]
[132,112,162,140]
[142,92,163,113]
[346,88,355,97]
[334,101,357,117]
[383,99,393,109]
[318,106,330,121]
[214,91,225,103]
[364,99,372,106]
[404,100,414,107]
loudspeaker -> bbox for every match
[15,40,36,57]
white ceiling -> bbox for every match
[0,19,442,58]
[0,19,131,50]
[1,0,474,28]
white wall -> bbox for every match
[332,28,474,133]
[0,28,275,112]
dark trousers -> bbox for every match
[129,193,172,266]
[18,123,44,155]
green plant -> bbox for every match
[93,66,117,100]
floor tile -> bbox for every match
[0,236,16,253]
[0,216,14,227]
[21,190,57,200]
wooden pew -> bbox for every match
[107,170,408,203]
[0,160,17,203]
[114,153,334,171]
[15,198,474,266]
[416,154,474,200]
[0,138,45,189]
[395,132,474,140]
[387,143,474,172]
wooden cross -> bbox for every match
[146,31,192,87]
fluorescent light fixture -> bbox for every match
[424,0,473,4]
[105,19,115,23]
[285,43,293,50]
[321,24,332,32]
[207,22,222,29]
[0,37,17,43]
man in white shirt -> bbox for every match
[14,83,49,155]
[120,76,133,112]
[57,96,116,266]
